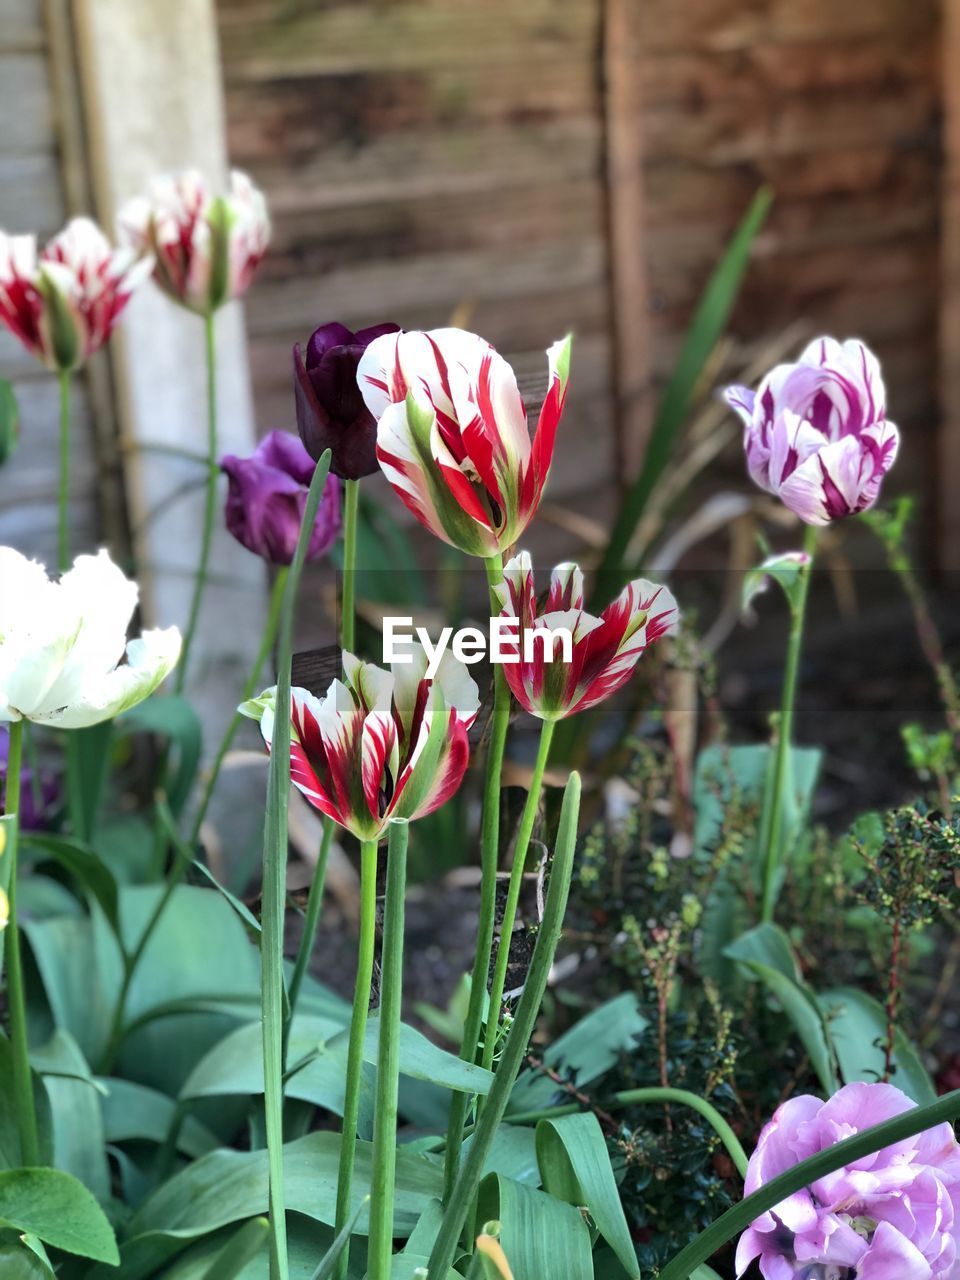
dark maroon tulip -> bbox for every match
[293,320,400,480]
[221,430,342,566]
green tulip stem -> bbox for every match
[2,720,40,1166]
[340,478,360,654]
[190,567,290,848]
[177,309,219,693]
[261,452,333,1280]
[480,715,556,1081]
[760,522,818,923]
[57,369,70,573]
[427,773,582,1280]
[284,474,360,1048]
[333,837,379,1280]
[283,817,335,1058]
[367,819,409,1280]
[443,551,512,1199]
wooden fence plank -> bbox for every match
[940,0,960,565]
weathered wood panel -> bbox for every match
[0,0,100,564]
[218,0,616,523]
[636,0,940,515]
[219,0,942,558]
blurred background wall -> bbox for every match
[0,0,949,589]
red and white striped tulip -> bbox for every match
[120,169,270,315]
[357,327,571,558]
[239,645,479,842]
[493,553,679,720]
[0,218,149,371]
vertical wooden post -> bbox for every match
[940,0,960,568]
[600,0,655,483]
[70,0,266,737]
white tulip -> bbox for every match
[0,547,181,729]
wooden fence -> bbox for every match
[217,0,942,550]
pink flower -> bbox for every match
[357,328,571,558]
[725,337,899,525]
[0,218,149,371]
[239,646,479,842]
[120,170,269,314]
[737,1083,960,1280]
[492,553,679,720]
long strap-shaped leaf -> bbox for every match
[659,1086,960,1280]
[426,772,582,1279]
[592,187,773,605]
[262,449,333,1280]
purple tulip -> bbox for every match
[725,337,899,525]
[0,727,59,830]
[293,321,400,480]
[220,430,342,566]
[737,1082,960,1280]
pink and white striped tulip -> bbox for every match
[357,328,571,558]
[725,336,899,525]
[0,218,149,371]
[239,645,479,842]
[120,170,270,315]
[493,553,679,721]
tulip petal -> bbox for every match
[34,627,181,729]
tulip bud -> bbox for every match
[119,169,270,315]
[0,219,149,372]
[220,430,342,566]
[358,327,571,557]
[294,321,400,480]
[725,336,899,525]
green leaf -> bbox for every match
[308,1197,369,1280]
[362,1016,495,1096]
[536,1113,638,1277]
[0,1037,54,1171]
[593,186,772,598]
[0,1168,119,1263]
[0,1245,55,1279]
[95,1133,444,1279]
[66,723,114,843]
[694,744,821,874]
[189,854,262,934]
[476,1173,593,1280]
[30,1030,110,1201]
[467,1125,540,1187]
[119,695,202,818]
[725,924,838,1095]
[660,1088,960,1280]
[124,1214,366,1280]
[818,987,936,1104]
[742,550,813,615]
[99,1077,219,1157]
[181,1016,350,1110]
[200,1216,271,1279]
[509,994,647,1115]
[112,884,261,1094]
[21,832,119,933]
